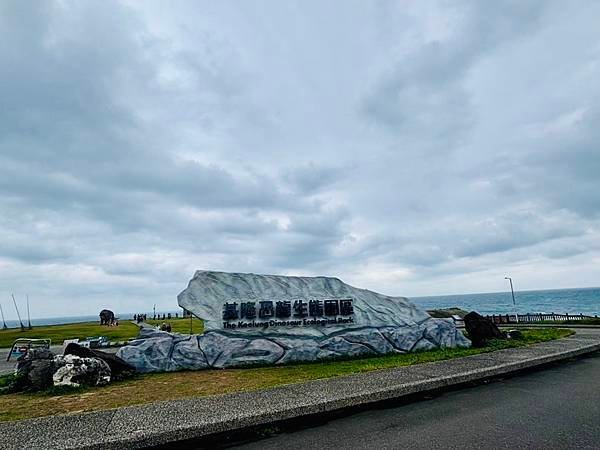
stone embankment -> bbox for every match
[118,319,470,372]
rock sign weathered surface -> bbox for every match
[118,271,471,372]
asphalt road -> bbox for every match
[235,352,600,450]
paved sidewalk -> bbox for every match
[1,331,599,449]
[235,348,600,449]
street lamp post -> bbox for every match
[505,276,518,323]
[26,294,32,330]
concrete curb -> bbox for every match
[1,332,599,449]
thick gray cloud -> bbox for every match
[1,0,599,318]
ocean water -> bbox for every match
[411,287,600,316]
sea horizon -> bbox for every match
[411,286,600,316]
[1,285,598,328]
[411,284,600,300]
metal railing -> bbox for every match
[6,338,52,362]
[487,313,599,325]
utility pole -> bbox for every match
[505,277,518,323]
[0,302,7,329]
[189,310,193,335]
[26,294,32,330]
[11,294,25,331]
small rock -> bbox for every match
[53,355,111,387]
[464,311,504,347]
[506,329,523,339]
[64,343,135,380]
[14,349,56,391]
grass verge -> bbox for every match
[0,322,141,348]
[144,317,204,334]
[0,328,572,422]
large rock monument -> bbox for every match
[118,271,470,372]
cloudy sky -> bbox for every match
[1,1,599,318]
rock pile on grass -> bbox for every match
[52,354,111,387]
[5,344,135,393]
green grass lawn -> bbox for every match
[144,317,204,334]
[0,321,140,348]
[0,328,572,422]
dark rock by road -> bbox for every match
[12,348,56,391]
[464,311,504,346]
[64,343,135,380]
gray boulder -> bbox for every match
[178,271,430,337]
[199,332,249,368]
[318,335,375,359]
[272,337,321,365]
[339,328,398,354]
[118,331,210,372]
[14,349,56,391]
[171,336,209,371]
[117,332,176,373]
[63,343,135,380]
[464,311,504,347]
[225,338,285,367]
[53,355,111,387]
[380,325,423,352]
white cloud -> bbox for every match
[1,0,599,317]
